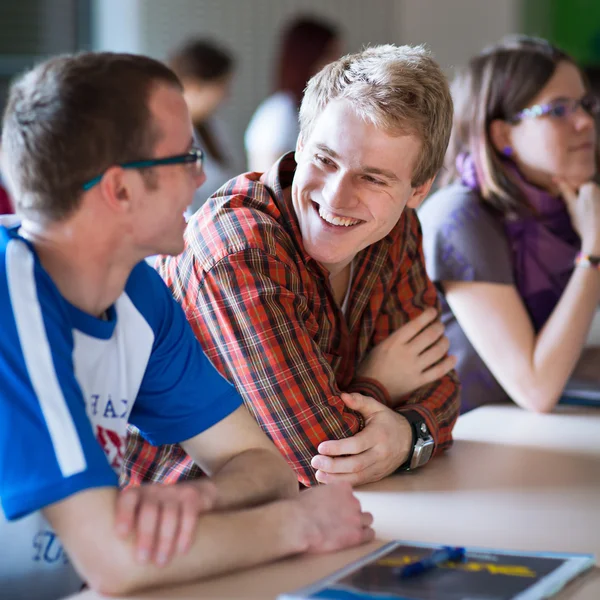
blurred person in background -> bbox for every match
[244,15,341,172]
[420,36,600,414]
[169,39,243,215]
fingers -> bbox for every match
[393,308,438,344]
[154,503,180,566]
[554,177,578,205]
[311,449,375,475]
[361,511,374,528]
[339,392,382,420]
[416,334,450,371]
[409,320,445,356]
[175,486,207,555]
[134,495,160,564]
[420,354,457,385]
[317,426,372,457]
[360,524,376,544]
[115,488,140,538]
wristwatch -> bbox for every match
[397,410,435,471]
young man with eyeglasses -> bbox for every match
[0,52,374,600]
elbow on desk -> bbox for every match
[69,534,161,597]
[82,553,145,597]
[510,386,560,415]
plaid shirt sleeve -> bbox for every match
[368,210,461,454]
[160,246,364,487]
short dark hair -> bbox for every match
[1,52,182,222]
[276,16,339,105]
[168,39,234,82]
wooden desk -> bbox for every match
[67,405,600,600]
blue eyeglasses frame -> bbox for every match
[82,148,204,191]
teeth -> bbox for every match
[318,206,361,227]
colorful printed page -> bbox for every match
[279,541,595,600]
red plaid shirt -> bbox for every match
[123,154,460,487]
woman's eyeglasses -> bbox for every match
[82,148,204,191]
[507,95,600,124]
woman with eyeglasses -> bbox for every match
[419,35,600,414]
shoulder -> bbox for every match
[183,175,299,273]
[249,92,296,122]
[0,221,65,317]
[245,92,299,151]
[420,184,508,244]
[420,184,492,228]
[121,261,176,335]
[419,184,513,284]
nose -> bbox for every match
[573,104,596,132]
[193,166,206,190]
[322,172,357,210]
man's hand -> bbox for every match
[358,308,456,399]
[115,480,218,566]
[311,392,413,486]
[293,483,375,553]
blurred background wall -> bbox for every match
[1,0,599,166]
[89,0,521,166]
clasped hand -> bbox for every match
[311,392,413,486]
[114,479,218,566]
[358,308,456,400]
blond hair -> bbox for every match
[299,44,453,186]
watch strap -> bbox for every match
[395,410,421,472]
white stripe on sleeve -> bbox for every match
[6,240,87,477]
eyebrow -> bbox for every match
[315,143,400,182]
[546,94,587,104]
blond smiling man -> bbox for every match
[125,44,461,490]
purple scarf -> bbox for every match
[457,153,580,332]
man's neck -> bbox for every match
[20,217,137,317]
[329,263,352,306]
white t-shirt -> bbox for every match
[0,221,242,599]
[244,91,299,172]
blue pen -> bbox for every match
[395,546,466,578]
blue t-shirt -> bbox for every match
[0,221,242,599]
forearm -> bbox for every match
[526,266,600,411]
[210,447,299,511]
[46,488,306,597]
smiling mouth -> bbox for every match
[314,203,363,227]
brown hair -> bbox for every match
[300,44,453,187]
[442,35,585,215]
[168,39,234,166]
[276,16,339,105]
[1,52,182,222]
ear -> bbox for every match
[96,167,135,213]
[489,119,512,155]
[294,134,304,163]
[406,176,436,209]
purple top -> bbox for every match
[457,153,579,331]
[420,157,579,412]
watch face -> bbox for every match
[411,439,435,469]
